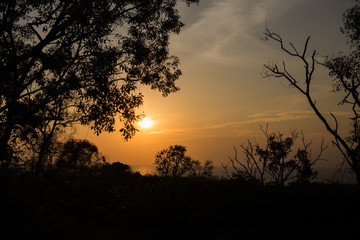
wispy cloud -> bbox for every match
[173,0,297,63]
[246,111,314,123]
[150,110,315,137]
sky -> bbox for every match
[78,0,356,179]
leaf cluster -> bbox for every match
[0,0,198,166]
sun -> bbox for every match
[138,116,153,129]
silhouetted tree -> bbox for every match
[262,1,360,183]
[155,145,193,177]
[55,139,106,173]
[189,159,215,178]
[223,125,326,185]
[154,145,214,177]
[0,0,199,167]
[22,125,63,173]
[21,97,76,173]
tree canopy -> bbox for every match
[154,145,214,178]
[55,138,106,172]
[0,0,198,167]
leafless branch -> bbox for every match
[263,28,354,175]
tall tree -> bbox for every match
[262,1,360,182]
[0,0,198,166]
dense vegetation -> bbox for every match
[1,167,359,240]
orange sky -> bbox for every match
[77,0,356,178]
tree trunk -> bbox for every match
[0,116,14,167]
[35,120,59,174]
[35,139,47,174]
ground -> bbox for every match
[1,170,359,239]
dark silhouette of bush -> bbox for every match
[99,161,134,176]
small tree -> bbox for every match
[189,160,215,178]
[154,145,214,178]
[223,126,326,185]
[55,139,106,173]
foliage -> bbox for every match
[154,145,214,177]
[262,1,360,183]
[189,159,215,178]
[100,161,133,175]
[0,0,199,167]
[55,138,107,173]
[25,128,65,173]
[223,126,326,186]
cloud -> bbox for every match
[150,110,315,137]
[173,0,297,64]
[246,111,314,123]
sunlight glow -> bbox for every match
[138,116,153,129]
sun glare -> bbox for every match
[138,116,153,129]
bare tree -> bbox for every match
[260,2,360,183]
[262,19,360,182]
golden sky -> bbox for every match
[78,0,356,177]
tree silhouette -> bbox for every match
[262,1,360,182]
[20,97,76,173]
[55,139,106,173]
[223,125,326,185]
[154,145,214,177]
[189,159,215,178]
[0,0,199,167]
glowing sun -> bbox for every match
[138,116,153,129]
